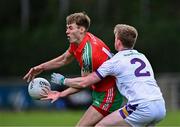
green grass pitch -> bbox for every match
[0,110,179,126]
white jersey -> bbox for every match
[97,49,163,104]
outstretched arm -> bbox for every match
[41,87,81,103]
[64,72,101,89]
[42,72,101,103]
[23,50,74,82]
[37,50,74,71]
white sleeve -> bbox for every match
[96,58,116,79]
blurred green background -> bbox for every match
[0,0,180,77]
[0,0,180,126]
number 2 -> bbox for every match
[130,58,150,77]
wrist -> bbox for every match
[60,77,65,85]
[63,78,67,85]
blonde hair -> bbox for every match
[66,12,90,31]
[114,24,138,48]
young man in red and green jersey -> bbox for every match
[23,12,123,126]
[68,31,123,114]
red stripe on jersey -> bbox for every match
[100,87,115,111]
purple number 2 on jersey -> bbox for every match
[130,58,150,77]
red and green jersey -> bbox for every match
[68,32,116,92]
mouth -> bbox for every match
[67,35,70,40]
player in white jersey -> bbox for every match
[97,49,164,105]
[42,24,166,127]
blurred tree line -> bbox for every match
[0,0,180,77]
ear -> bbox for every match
[117,39,122,47]
[80,27,86,33]
[116,38,120,43]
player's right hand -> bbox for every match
[23,66,44,82]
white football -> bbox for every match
[28,77,51,99]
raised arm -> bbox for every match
[23,50,74,82]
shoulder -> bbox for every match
[87,32,107,45]
[68,43,78,53]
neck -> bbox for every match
[76,32,87,44]
[122,48,131,50]
[118,46,131,51]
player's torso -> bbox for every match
[114,49,155,82]
[113,50,162,103]
[70,33,116,91]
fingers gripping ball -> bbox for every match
[28,77,51,99]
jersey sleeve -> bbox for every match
[96,58,116,79]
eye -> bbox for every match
[68,26,74,30]
[66,25,72,30]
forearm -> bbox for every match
[64,77,87,89]
[40,56,65,71]
[40,51,73,71]
[60,87,81,97]
[64,72,101,89]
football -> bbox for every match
[28,77,51,99]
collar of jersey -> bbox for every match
[75,32,90,53]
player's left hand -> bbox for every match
[40,89,61,103]
[51,73,65,85]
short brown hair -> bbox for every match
[114,24,138,48]
[66,12,90,31]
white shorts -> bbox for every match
[119,99,166,127]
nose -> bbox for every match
[66,29,69,34]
